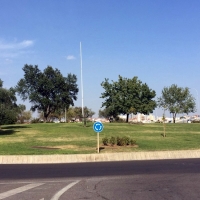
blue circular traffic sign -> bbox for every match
[93,122,104,132]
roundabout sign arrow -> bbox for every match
[93,122,104,133]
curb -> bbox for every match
[0,150,200,164]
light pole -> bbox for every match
[80,42,86,126]
[80,42,84,118]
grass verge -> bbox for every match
[0,122,199,155]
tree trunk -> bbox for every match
[126,113,129,123]
[44,106,51,123]
[163,120,166,137]
[44,112,49,123]
[44,116,47,123]
[173,113,176,123]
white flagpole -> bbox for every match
[80,42,84,119]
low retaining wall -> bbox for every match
[1,150,200,164]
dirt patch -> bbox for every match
[102,144,138,149]
[54,145,79,149]
[37,137,94,142]
[31,146,60,150]
[99,144,138,153]
[31,145,92,151]
[31,144,139,152]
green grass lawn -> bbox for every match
[0,122,200,155]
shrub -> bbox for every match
[116,136,136,146]
[116,118,125,123]
[191,120,200,123]
[109,136,116,146]
[129,121,144,125]
[117,136,126,146]
[102,137,109,146]
[31,118,40,123]
[130,139,136,145]
[103,136,136,147]
[116,137,120,145]
[123,136,131,145]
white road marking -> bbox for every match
[39,198,44,200]
[50,180,80,200]
[0,183,44,199]
[0,180,78,184]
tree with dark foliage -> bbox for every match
[0,79,18,128]
[101,75,156,122]
[16,65,79,122]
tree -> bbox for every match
[66,107,76,121]
[16,65,79,122]
[65,106,95,123]
[98,107,119,122]
[0,79,18,128]
[99,108,111,119]
[73,106,95,121]
[22,110,32,122]
[100,75,156,122]
[17,104,26,123]
[157,84,196,123]
[17,105,32,123]
[48,108,65,122]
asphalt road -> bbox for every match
[0,159,200,199]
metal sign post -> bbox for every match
[93,122,104,153]
[97,132,99,153]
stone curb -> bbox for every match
[0,150,200,164]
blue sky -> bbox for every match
[0,0,200,118]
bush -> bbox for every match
[0,109,17,125]
[116,136,121,146]
[191,120,200,123]
[117,136,126,146]
[124,136,130,145]
[117,136,136,146]
[102,137,109,146]
[129,121,144,125]
[31,118,40,123]
[116,118,125,123]
[130,139,136,145]
[102,136,136,147]
[109,136,116,146]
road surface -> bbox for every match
[0,159,200,199]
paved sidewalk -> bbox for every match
[0,149,200,164]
